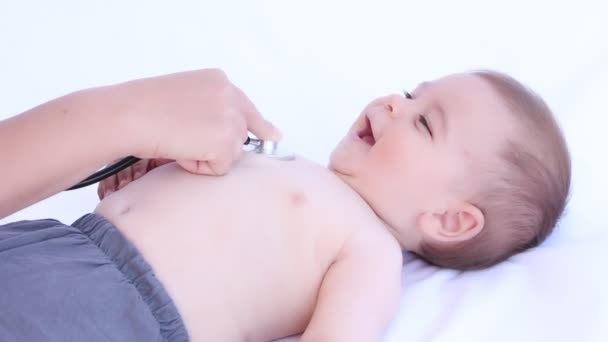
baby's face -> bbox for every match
[329,73,517,250]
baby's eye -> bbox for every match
[418,115,433,137]
[404,90,433,137]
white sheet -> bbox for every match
[1,1,607,341]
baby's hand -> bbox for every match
[97,159,172,200]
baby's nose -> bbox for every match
[384,94,407,118]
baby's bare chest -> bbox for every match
[94,155,381,340]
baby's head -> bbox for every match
[329,70,571,270]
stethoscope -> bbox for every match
[66,137,295,191]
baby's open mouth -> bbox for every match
[357,116,376,146]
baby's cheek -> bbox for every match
[373,134,412,165]
[441,152,471,185]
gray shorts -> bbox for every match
[0,213,189,342]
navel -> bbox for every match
[119,205,131,216]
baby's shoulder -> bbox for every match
[338,218,403,266]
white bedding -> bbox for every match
[1,1,607,341]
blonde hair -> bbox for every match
[417,70,571,270]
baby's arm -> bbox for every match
[300,227,403,342]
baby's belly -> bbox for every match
[93,154,360,341]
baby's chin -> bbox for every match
[326,152,344,175]
[327,143,355,177]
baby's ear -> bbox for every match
[417,203,485,243]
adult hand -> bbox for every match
[112,68,281,175]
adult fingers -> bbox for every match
[176,159,217,176]
[232,140,243,162]
[233,86,282,141]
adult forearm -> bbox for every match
[0,88,128,218]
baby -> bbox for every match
[96,70,571,340]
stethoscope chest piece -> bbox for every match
[244,138,296,161]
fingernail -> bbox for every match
[271,127,283,141]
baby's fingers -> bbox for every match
[132,159,150,180]
[116,166,134,190]
[149,158,173,170]
[98,174,118,200]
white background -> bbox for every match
[1,1,607,341]
[1,0,606,226]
